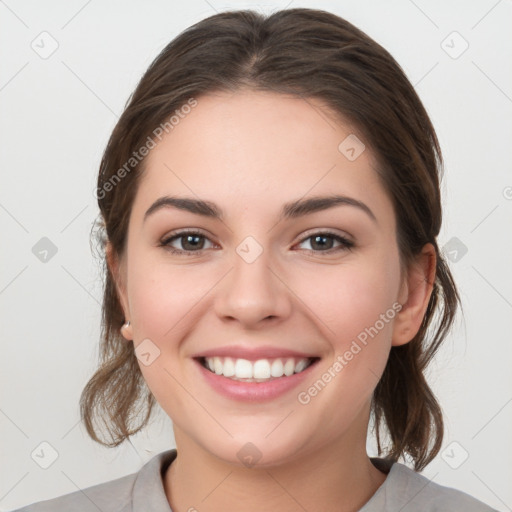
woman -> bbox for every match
[11,7,498,512]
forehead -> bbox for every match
[133,90,394,226]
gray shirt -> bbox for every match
[9,449,499,511]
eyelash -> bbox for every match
[159,229,354,256]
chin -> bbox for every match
[195,430,312,469]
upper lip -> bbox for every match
[192,345,319,361]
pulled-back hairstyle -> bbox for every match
[81,7,460,471]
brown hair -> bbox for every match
[81,7,460,471]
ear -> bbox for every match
[106,241,132,340]
[391,243,436,347]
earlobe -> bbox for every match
[106,241,132,339]
[391,243,436,347]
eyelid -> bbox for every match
[160,228,353,245]
[160,228,216,249]
[295,227,353,244]
[294,229,355,254]
[160,227,355,256]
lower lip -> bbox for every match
[194,358,319,402]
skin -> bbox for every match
[107,90,436,512]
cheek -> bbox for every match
[292,256,401,346]
[125,253,208,411]
[296,266,400,415]
[126,248,214,341]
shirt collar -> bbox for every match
[128,450,398,511]
[131,449,177,511]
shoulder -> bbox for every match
[8,450,177,512]
[7,471,136,512]
[365,460,499,512]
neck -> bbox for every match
[163,424,387,512]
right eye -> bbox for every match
[160,229,216,255]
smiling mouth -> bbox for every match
[197,356,320,382]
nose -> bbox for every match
[213,247,292,328]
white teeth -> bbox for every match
[234,358,253,378]
[294,359,307,373]
[270,359,284,377]
[203,356,314,381]
[284,358,295,376]
[253,359,271,379]
[223,357,235,377]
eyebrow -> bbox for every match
[143,194,377,224]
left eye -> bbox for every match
[160,231,354,255]
[296,232,354,253]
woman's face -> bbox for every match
[113,90,414,466]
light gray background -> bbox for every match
[1,1,511,510]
